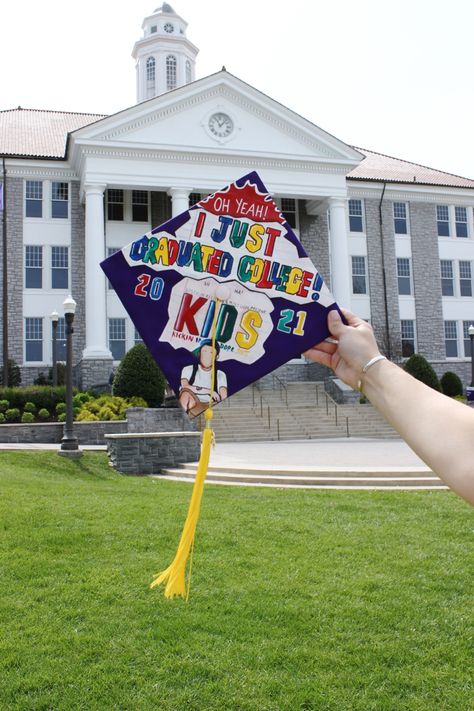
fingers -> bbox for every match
[303,347,334,369]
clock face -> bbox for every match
[208,113,234,138]
[164,22,174,33]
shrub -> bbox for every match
[112,343,165,407]
[33,372,49,386]
[38,408,50,420]
[56,402,67,415]
[58,413,67,423]
[0,399,9,412]
[0,360,22,387]
[21,412,35,423]
[76,394,147,421]
[0,386,68,413]
[5,408,21,422]
[440,371,463,397]
[24,402,37,414]
[73,392,92,409]
[0,412,5,423]
[403,353,440,391]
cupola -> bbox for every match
[132,4,199,102]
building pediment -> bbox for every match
[70,71,363,170]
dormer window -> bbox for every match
[166,55,177,90]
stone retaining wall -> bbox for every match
[0,420,127,444]
[324,377,360,404]
[105,432,201,475]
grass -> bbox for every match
[0,451,473,711]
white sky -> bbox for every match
[2,0,473,178]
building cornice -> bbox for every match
[347,180,474,206]
[4,162,77,180]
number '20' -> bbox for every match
[134,273,164,301]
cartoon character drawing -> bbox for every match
[179,339,228,417]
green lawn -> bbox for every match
[0,452,473,711]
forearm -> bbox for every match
[363,359,474,504]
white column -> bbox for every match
[83,184,112,359]
[328,197,352,308]
[168,187,190,217]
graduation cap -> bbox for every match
[101,171,340,599]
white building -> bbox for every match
[1,3,474,388]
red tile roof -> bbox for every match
[0,107,105,159]
[349,147,474,189]
[1,108,473,190]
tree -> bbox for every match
[112,343,165,407]
[403,353,440,391]
[440,371,463,397]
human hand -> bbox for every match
[303,308,381,390]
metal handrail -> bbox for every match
[273,374,288,405]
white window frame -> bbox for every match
[393,202,409,235]
[444,320,458,358]
[351,255,368,295]
[397,257,412,296]
[348,199,364,233]
[400,319,416,357]
[25,317,44,363]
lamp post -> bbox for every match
[51,310,59,387]
[58,295,82,458]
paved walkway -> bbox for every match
[0,437,429,471]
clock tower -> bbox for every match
[132,4,199,103]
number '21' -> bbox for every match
[134,273,164,301]
[277,309,306,336]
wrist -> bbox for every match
[357,354,386,393]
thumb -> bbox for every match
[327,309,345,338]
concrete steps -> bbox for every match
[197,381,399,442]
[157,463,446,490]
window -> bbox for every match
[351,256,367,294]
[146,56,155,81]
[107,247,120,289]
[397,257,412,295]
[401,320,415,357]
[445,321,458,357]
[459,261,472,296]
[281,198,297,229]
[463,321,473,358]
[51,246,69,289]
[436,205,450,236]
[52,317,67,361]
[107,189,124,221]
[150,25,157,34]
[166,55,177,90]
[440,260,454,296]
[189,192,201,207]
[134,327,143,345]
[25,245,43,288]
[132,190,148,222]
[393,202,408,234]
[109,318,126,360]
[348,199,363,232]
[25,180,43,217]
[455,206,468,237]
[185,60,192,84]
[25,317,43,361]
[51,182,68,218]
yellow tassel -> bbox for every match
[151,408,214,599]
[152,298,221,599]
